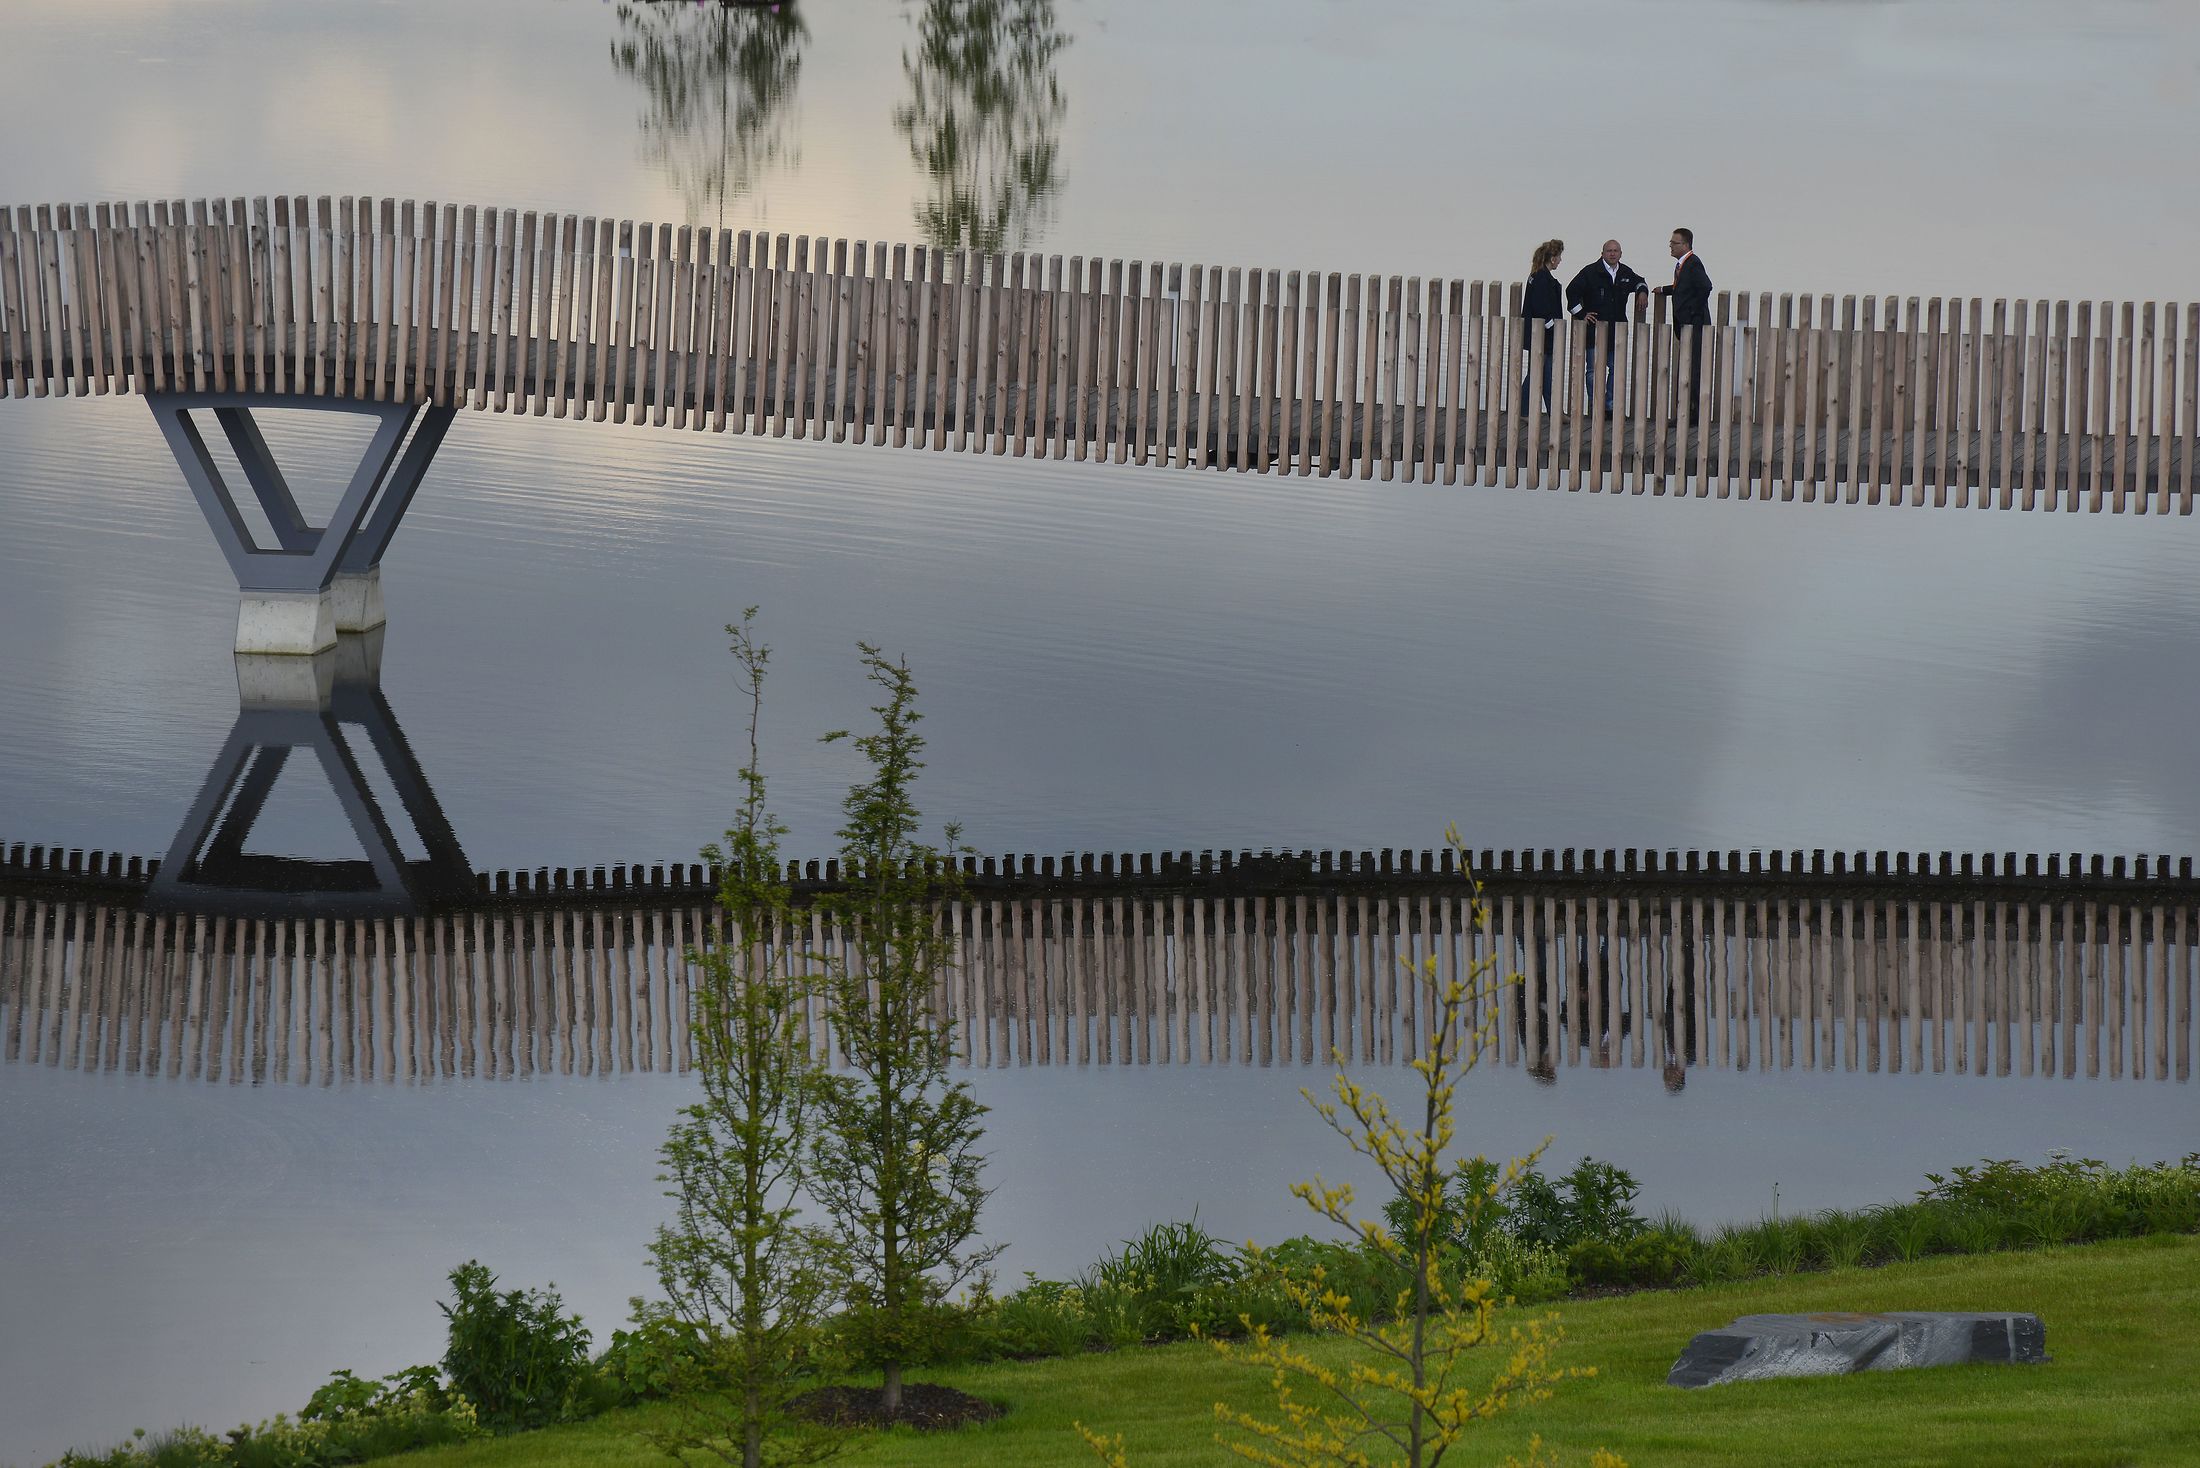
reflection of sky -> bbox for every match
[4,396,2197,869]
[4,1,2199,1459]
[3,0,2194,299]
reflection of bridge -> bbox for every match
[1,200,2193,646]
[3,844,2191,1085]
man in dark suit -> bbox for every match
[1653,227,1713,421]
[1566,239,1649,409]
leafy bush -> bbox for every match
[46,1379,482,1468]
[591,1304,715,1407]
[1459,1230,1572,1303]
[438,1261,594,1433]
[1508,1157,1648,1252]
[1077,1217,1243,1340]
[1566,1231,1692,1290]
[1253,1234,1406,1328]
[1876,1203,1940,1263]
[1684,1234,1753,1286]
[1378,1156,1508,1260]
[265,1405,474,1465]
[1813,1209,1874,1269]
[977,1277,1091,1359]
[827,1295,975,1374]
[51,1429,230,1468]
[1179,1273,1301,1340]
[1754,1218,1810,1275]
[1072,1280,1153,1351]
[1919,1154,2200,1243]
[275,1366,479,1462]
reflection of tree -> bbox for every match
[894,0,1069,252]
[610,1,808,225]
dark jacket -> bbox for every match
[1668,253,1713,327]
[1565,259,1649,323]
[1521,268,1562,328]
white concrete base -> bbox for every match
[235,590,337,656]
[329,570,387,633]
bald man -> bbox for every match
[1565,239,1649,409]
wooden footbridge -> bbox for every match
[4,839,2191,1086]
[3,199,2194,506]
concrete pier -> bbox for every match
[234,590,336,656]
[329,570,386,634]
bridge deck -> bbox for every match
[1,196,2195,510]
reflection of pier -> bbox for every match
[147,633,475,917]
[2,848,2192,1085]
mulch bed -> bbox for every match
[790,1382,1004,1431]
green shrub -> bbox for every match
[2144,1194,2200,1234]
[1379,1156,1509,1260]
[1815,1209,1874,1269]
[1178,1273,1300,1340]
[438,1261,593,1433]
[1254,1234,1405,1327]
[1760,1218,1811,1275]
[1460,1230,1572,1303]
[591,1305,715,1406]
[1876,1203,1940,1263]
[1075,1217,1242,1340]
[46,1384,482,1468]
[1567,1230,1692,1290]
[50,1429,228,1468]
[976,1277,1091,1359]
[1683,1235,1751,1286]
[298,1367,448,1426]
[275,1367,481,1463]
[1919,1154,2200,1238]
[1507,1157,1648,1252]
[1076,1280,1156,1350]
[1055,1217,1250,1343]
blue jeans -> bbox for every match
[1584,334,1616,409]
[1519,343,1553,413]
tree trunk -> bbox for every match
[882,1360,904,1416]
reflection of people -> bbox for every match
[1580,933,1626,1067]
[1566,240,1649,409]
[1652,227,1713,421]
[1659,914,1700,1092]
[1520,238,1564,413]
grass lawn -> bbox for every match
[404,1234,2200,1467]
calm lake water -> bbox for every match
[3,0,2198,1459]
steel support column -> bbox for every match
[147,392,457,652]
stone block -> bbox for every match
[1668,1311,2048,1389]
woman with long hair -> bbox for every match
[1520,237,1564,413]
